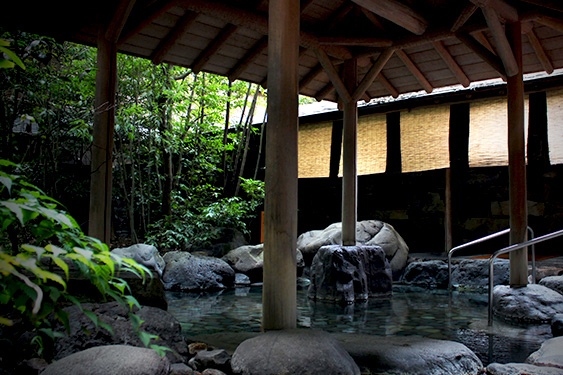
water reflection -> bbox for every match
[166,285,551,365]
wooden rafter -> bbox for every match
[323,2,355,31]
[105,0,137,43]
[319,37,392,47]
[472,30,496,53]
[470,0,518,23]
[180,0,352,60]
[377,74,399,98]
[152,11,198,65]
[191,24,238,73]
[481,6,519,77]
[315,82,335,102]
[536,16,563,34]
[451,4,478,32]
[314,48,352,102]
[228,36,268,82]
[119,0,179,45]
[300,0,316,14]
[525,27,554,74]
[396,49,433,93]
[352,48,394,102]
[457,32,506,78]
[299,63,324,90]
[351,0,428,35]
[519,0,563,13]
[360,7,385,31]
[433,40,470,87]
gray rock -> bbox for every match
[526,336,563,369]
[451,259,510,290]
[308,245,392,304]
[552,314,563,337]
[335,334,483,375]
[231,330,360,375]
[235,273,251,286]
[486,362,563,375]
[53,302,188,364]
[297,220,409,280]
[493,284,563,324]
[163,251,235,291]
[170,363,195,375]
[202,369,228,375]
[401,260,450,289]
[42,345,169,375]
[223,244,304,282]
[190,349,231,373]
[112,244,166,277]
[540,275,563,295]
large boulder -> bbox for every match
[526,336,563,370]
[486,362,563,375]
[222,244,304,282]
[162,251,235,291]
[336,334,483,375]
[540,275,563,295]
[297,220,409,280]
[112,244,166,276]
[308,245,392,304]
[53,302,188,364]
[552,314,563,337]
[42,345,169,375]
[493,284,563,324]
[451,259,510,290]
[231,330,360,375]
[400,260,450,289]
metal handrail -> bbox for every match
[488,228,563,326]
[448,227,535,292]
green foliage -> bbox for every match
[0,160,154,357]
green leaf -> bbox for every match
[0,46,25,70]
[0,201,24,224]
[0,59,15,69]
[0,175,13,194]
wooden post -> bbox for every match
[88,27,117,244]
[262,0,299,330]
[341,59,358,246]
[506,22,528,287]
[444,168,453,254]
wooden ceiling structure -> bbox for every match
[3,0,563,102]
[3,0,563,331]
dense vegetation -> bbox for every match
[0,30,268,252]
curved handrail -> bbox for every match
[448,227,535,292]
[488,228,563,326]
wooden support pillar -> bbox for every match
[89,28,117,244]
[341,59,358,246]
[262,0,299,330]
[506,22,528,287]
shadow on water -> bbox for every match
[166,284,551,365]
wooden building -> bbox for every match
[3,0,563,329]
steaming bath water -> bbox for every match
[166,285,552,365]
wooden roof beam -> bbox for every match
[451,4,478,32]
[228,36,268,82]
[395,49,433,93]
[377,74,399,98]
[525,26,554,74]
[299,63,324,90]
[105,0,137,43]
[152,11,198,65]
[433,40,470,87]
[352,48,394,102]
[119,0,179,45]
[323,2,355,31]
[351,0,428,35]
[319,37,392,47]
[470,0,518,23]
[180,0,352,60]
[536,16,563,34]
[519,0,563,13]
[456,32,506,79]
[300,0,315,14]
[191,24,238,73]
[471,30,496,53]
[481,6,519,77]
[314,48,352,103]
[315,82,335,102]
[360,7,385,31]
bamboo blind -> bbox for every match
[468,97,529,167]
[357,113,387,176]
[401,105,450,173]
[547,88,563,165]
[298,121,333,178]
